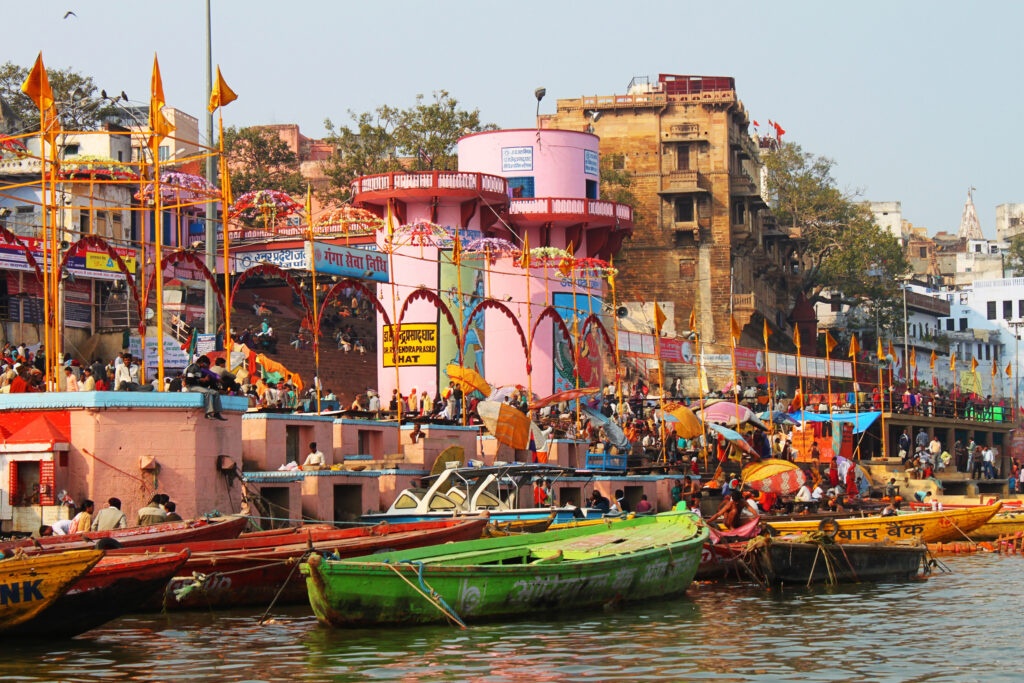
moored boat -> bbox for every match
[968,511,1024,541]
[481,513,556,537]
[151,517,488,611]
[765,502,1002,543]
[13,550,190,638]
[302,511,708,627]
[751,537,928,585]
[0,515,248,554]
[0,549,104,634]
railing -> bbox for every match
[585,451,627,472]
[732,293,755,310]
[577,93,667,109]
[350,171,509,198]
[508,197,633,224]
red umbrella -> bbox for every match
[529,387,600,410]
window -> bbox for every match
[394,494,418,509]
[674,197,694,222]
[79,210,90,234]
[676,144,690,171]
[585,179,598,200]
[947,319,954,331]
[1019,300,1024,318]
[960,318,968,331]
[733,201,746,225]
[611,155,625,170]
[1005,301,1013,319]
[14,206,35,237]
[988,301,997,320]
[831,295,841,313]
[507,177,534,198]
[985,345,991,361]
[919,247,928,258]
[117,151,123,162]
[63,144,79,157]
[158,145,170,161]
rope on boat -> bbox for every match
[380,560,467,629]
[936,509,978,545]
[258,550,313,625]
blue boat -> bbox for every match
[361,464,606,525]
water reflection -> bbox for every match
[2,555,1020,682]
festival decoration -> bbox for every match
[229,189,303,228]
[462,237,518,263]
[59,155,139,181]
[136,171,215,201]
[0,135,28,154]
[392,219,449,248]
[742,459,806,495]
[314,205,384,238]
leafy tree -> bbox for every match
[321,91,495,204]
[222,126,305,197]
[0,61,116,133]
[1006,234,1024,276]
[762,142,909,333]
[599,153,639,219]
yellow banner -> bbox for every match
[382,323,438,367]
[86,251,137,274]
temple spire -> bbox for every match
[958,186,984,241]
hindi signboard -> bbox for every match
[382,323,438,367]
[307,243,389,282]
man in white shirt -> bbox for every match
[367,390,381,413]
[302,442,325,468]
[983,446,996,479]
[79,367,96,391]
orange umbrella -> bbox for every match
[741,458,806,495]
[477,400,530,450]
[446,364,491,397]
[665,404,704,439]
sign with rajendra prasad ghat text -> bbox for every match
[307,243,389,282]
[382,323,438,367]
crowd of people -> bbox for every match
[39,494,183,537]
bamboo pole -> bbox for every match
[219,110,231,368]
[152,143,165,390]
[305,186,321,415]
[38,111,51,390]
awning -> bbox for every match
[788,410,881,434]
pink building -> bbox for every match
[350,129,633,401]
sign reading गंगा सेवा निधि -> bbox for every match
[307,243,389,282]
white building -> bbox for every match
[996,203,1024,243]
[869,201,904,243]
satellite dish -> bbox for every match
[616,306,628,318]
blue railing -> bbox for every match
[585,451,627,472]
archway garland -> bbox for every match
[464,298,529,372]
[58,235,143,332]
[580,313,615,355]
[317,278,392,330]
[530,305,576,365]
[229,263,313,328]
[145,250,225,315]
[397,287,463,364]
[0,226,44,283]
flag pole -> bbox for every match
[609,255,622,413]
[385,199,402,425]
[524,235,533,405]
[152,136,165,391]
[877,345,887,460]
[764,321,774,434]
[305,186,321,415]
[219,110,232,366]
[824,332,835,423]
[38,107,51,390]
[850,334,860,455]
[730,320,740,419]
[796,327,805,436]
[654,318,666,464]
[454,227,465,426]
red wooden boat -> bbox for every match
[0,516,248,554]
[12,550,190,638]
[143,517,488,611]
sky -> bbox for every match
[8,1,1024,238]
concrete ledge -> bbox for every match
[335,418,399,426]
[242,413,334,422]
[0,391,248,412]
[243,469,384,481]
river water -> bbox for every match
[3,553,1016,682]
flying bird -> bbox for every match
[63,10,76,19]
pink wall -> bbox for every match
[457,129,600,199]
[333,419,400,459]
[300,473,378,521]
[241,416,333,471]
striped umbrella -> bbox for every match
[742,458,807,495]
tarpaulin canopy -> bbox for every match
[446,364,491,397]
[699,401,767,430]
[529,387,600,411]
[664,404,704,438]
[742,458,806,495]
[477,400,530,450]
[788,411,881,433]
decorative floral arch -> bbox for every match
[317,279,392,330]
[464,298,529,372]
[230,263,313,327]
[58,235,143,331]
[530,305,575,364]
[145,250,225,314]
[0,226,44,283]
[397,287,463,363]
[580,313,615,355]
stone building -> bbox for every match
[540,74,794,364]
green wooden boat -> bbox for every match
[301,511,708,627]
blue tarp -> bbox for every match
[788,411,882,434]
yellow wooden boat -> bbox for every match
[969,511,1024,541]
[0,549,104,633]
[766,503,1002,544]
[482,512,556,537]
[548,513,635,531]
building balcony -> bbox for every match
[349,171,509,206]
[572,93,668,110]
[506,197,633,230]
[658,171,711,195]
[729,172,759,196]
[661,123,708,143]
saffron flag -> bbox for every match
[732,315,742,343]
[992,359,998,377]
[654,303,667,335]
[909,350,916,367]
[763,319,772,346]
[207,66,238,113]
[888,340,896,359]
[792,324,801,351]
[452,226,462,266]
[930,350,937,369]
[950,352,956,372]
[149,55,175,148]
[971,357,979,372]
[558,242,574,277]
[824,331,838,354]
[688,309,697,334]
[848,334,860,359]
[1007,362,1013,377]
[21,53,54,110]
[304,185,313,229]
[877,338,886,361]
[519,231,530,269]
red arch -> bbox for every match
[58,235,143,332]
[465,298,529,372]
[530,305,575,364]
[317,279,392,330]
[230,263,313,327]
[398,287,462,363]
[146,250,225,315]
[580,313,615,354]
[0,227,44,283]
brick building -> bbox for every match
[541,74,795,376]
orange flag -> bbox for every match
[824,331,838,354]
[21,53,59,143]
[149,55,175,148]
[654,303,667,335]
[731,315,742,343]
[877,338,886,361]
[949,352,956,372]
[930,350,937,370]
[762,319,772,346]
[558,242,574,277]
[909,350,916,367]
[848,334,860,358]
[992,359,998,377]
[971,357,979,373]
[888,340,896,359]
[688,308,696,333]
[207,65,238,113]
[1007,362,1013,377]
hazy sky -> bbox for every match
[9,1,1022,237]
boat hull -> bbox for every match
[0,516,248,554]
[303,513,708,627]
[154,518,488,611]
[969,512,1024,541]
[765,503,1002,543]
[13,551,189,638]
[755,540,927,585]
[0,550,104,634]
[360,508,601,525]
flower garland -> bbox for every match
[315,205,384,235]
[59,155,139,181]
[393,219,449,247]
[229,189,303,225]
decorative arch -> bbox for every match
[580,313,615,355]
[397,287,463,363]
[59,235,143,331]
[317,279,392,330]
[0,226,44,283]
[230,263,313,327]
[145,250,225,315]
[465,298,529,372]
[530,305,575,366]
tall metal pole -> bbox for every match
[902,281,909,387]
[203,0,216,334]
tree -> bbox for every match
[0,61,116,133]
[1006,234,1024,276]
[599,153,640,220]
[222,126,305,197]
[321,91,496,204]
[762,142,909,332]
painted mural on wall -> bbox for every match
[438,251,486,388]
[552,291,607,393]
